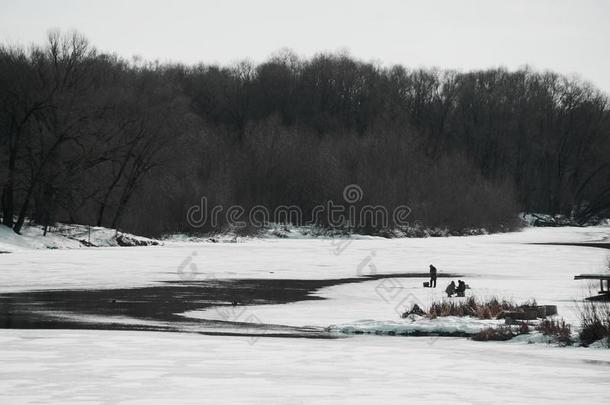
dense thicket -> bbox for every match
[1,33,609,236]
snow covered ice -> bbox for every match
[1,225,610,403]
[1,330,610,404]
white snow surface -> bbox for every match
[1,225,610,403]
[1,329,609,404]
[329,315,505,335]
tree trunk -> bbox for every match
[13,187,33,234]
[111,190,133,230]
[2,128,19,227]
[1,183,14,227]
[96,202,107,227]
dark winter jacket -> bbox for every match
[445,282,456,295]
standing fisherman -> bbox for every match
[429,264,438,288]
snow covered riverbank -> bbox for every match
[0,223,159,252]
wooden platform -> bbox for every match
[574,274,610,296]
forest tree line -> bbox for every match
[1,32,609,236]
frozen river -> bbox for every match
[1,226,609,403]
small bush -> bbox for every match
[577,300,610,347]
[427,296,520,319]
[472,326,521,341]
[536,318,573,345]
[518,322,530,334]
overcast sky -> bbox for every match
[1,0,609,94]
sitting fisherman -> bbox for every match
[456,280,466,297]
[445,281,456,297]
